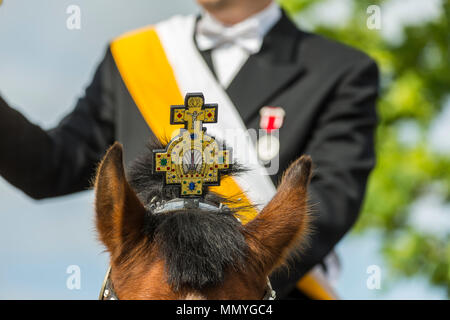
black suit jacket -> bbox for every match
[0,13,379,298]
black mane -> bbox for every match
[126,136,250,291]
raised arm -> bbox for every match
[270,56,380,298]
[0,49,116,199]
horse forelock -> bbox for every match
[147,208,248,291]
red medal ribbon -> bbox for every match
[259,106,285,133]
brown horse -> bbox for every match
[94,139,312,300]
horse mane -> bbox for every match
[126,135,253,291]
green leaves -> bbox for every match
[278,0,318,14]
[280,0,450,296]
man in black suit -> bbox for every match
[0,0,378,298]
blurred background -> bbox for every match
[0,0,448,299]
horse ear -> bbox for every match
[94,142,146,259]
[244,155,312,275]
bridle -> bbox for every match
[99,266,276,300]
[99,266,117,300]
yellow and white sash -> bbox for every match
[110,15,337,300]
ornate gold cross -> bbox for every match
[153,93,231,197]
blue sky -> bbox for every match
[0,0,447,299]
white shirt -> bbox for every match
[196,2,281,88]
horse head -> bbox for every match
[94,140,312,299]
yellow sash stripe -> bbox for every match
[110,27,335,300]
[297,274,336,300]
[111,27,184,140]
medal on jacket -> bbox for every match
[257,106,285,161]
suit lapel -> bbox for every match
[198,49,218,81]
[226,12,306,123]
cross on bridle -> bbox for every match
[153,93,232,197]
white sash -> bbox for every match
[155,15,276,210]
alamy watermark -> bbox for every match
[66,265,81,290]
[366,264,381,290]
[66,5,81,30]
[167,127,281,176]
[366,5,381,30]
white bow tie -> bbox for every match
[196,17,263,54]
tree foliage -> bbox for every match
[279,0,450,296]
